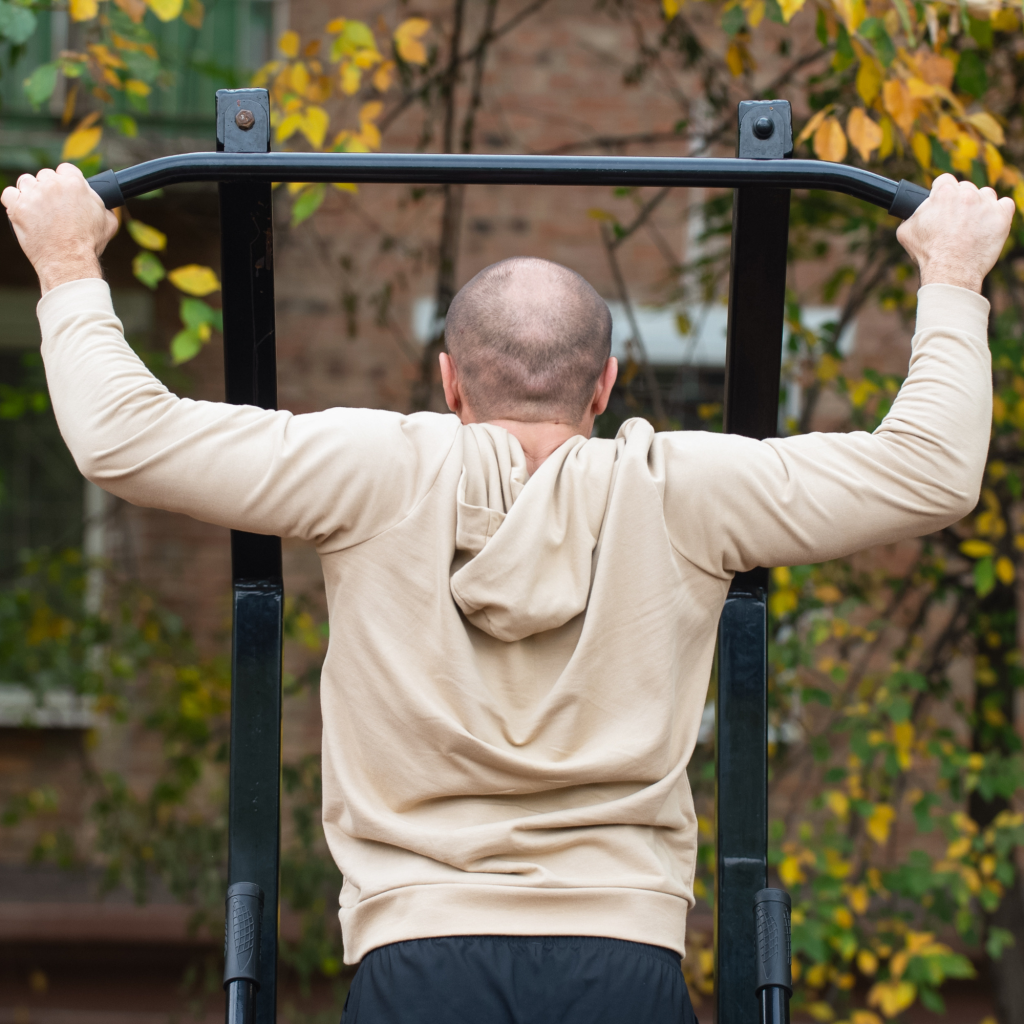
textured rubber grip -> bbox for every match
[888,179,929,220]
[754,888,792,993]
[86,168,125,210]
[223,882,264,989]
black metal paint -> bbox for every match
[218,87,283,1024]
[716,99,792,1024]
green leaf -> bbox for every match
[179,298,221,332]
[105,113,138,138]
[815,6,828,43]
[858,18,895,66]
[291,183,325,227]
[764,0,784,22]
[975,557,996,597]
[0,0,37,44]
[721,4,746,36]
[122,50,160,84]
[955,49,988,98]
[23,62,58,108]
[833,24,855,70]
[968,15,993,48]
[132,251,166,290]
[171,328,204,365]
[986,926,1015,960]
[930,136,954,174]
[918,987,944,1013]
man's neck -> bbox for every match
[482,418,587,476]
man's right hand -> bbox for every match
[2,162,119,294]
[897,173,1014,294]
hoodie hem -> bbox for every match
[339,884,691,965]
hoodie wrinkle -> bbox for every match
[451,423,617,642]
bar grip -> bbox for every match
[754,887,792,994]
[88,168,125,210]
[888,178,929,220]
[224,881,264,989]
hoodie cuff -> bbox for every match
[915,283,990,340]
[36,278,114,341]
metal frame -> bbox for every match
[86,89,927,1024]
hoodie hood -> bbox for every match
[450,423,617,641]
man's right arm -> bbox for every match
[7,165,455,548]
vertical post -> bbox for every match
[715,99,793,1024]
[217,87,282,1024]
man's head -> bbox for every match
[440,257,615,428]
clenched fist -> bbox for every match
[2,162,119,294]
[897,173,1015,293]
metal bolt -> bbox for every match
[753,116,774,140]
[235,109,256,131]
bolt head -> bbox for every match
[753,115,775,140]
[235,109,256,131]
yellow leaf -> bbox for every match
[290,61,310,95]
[960,539,995,558]
[911,131,931,170]
[883,79,915,135]
[359,100,383,124]
[856,57,883,105]
[889,951,909,980]
[88,44,127,69]
[797,106,835,146]
[146,0,183,21]
[937,113,959,142]
[279,30,300,58]
[333,181,358,194]
[826,790,850,818]
[725,42,745,77]
[62,125,102,161]
[814,117,847,162]
[879,115,895,159]
[286,181,307,195]
[747,0,765,27]
[779,0,806,22]
[835,0,865,31]
[276,111,304,143]
[834,906,854,929]
[359,121,381,150]
[662,0,680,18]
[856,950,879,976]
[806,963,829,988]
[906,77,935,99]
[301,106,329,149]
[847,108,883,162]
[772,566,791,586]
[996,556,1015,585]
[779,855,806,886]
[340,61,362,95]
[951,132,979,173]
[1014,181,1024,215]
[326,17,345,34]
[353,47,382,69]
[991,7,1018,31]
[848,884,869,914]
[372,60,395,92]
[985,142,1004,186]
[865,803,895,845]
[809,1002,835,1022]
[168,264,221,296]
[968,111,1005,146]
[113,0,148,21]
[125,79,151,97]
[69,0,98,20]
[126,219,167,251]
[868,981,917,1018]
[394,17,430,65]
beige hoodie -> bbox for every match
[38,279,991,963]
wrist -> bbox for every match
[919,261,984,293]
[35,253,103,294]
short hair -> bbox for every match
[444,257,612,423]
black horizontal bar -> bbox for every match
[87,152,921,215]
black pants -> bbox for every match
[341,935,699,1024]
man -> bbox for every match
[3,165,1012,1024]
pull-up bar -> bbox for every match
[88,150,928,218]
[85,90,928,1024]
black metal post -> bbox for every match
[715,99,793,1024]
[217,87,282,1024]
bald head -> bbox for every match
[444,257,612,424]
